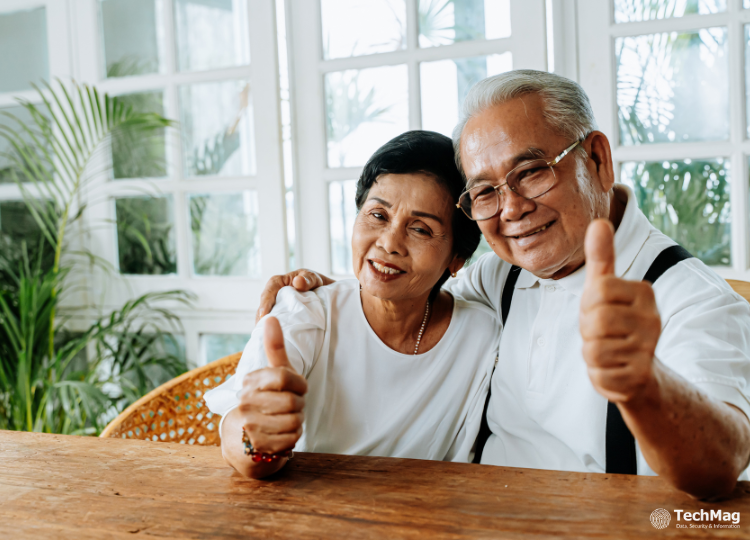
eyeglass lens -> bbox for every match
[460,160,556,220]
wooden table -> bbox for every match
[0,431,748,539]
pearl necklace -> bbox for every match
[413,300,431,355]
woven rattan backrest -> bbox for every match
[727,280,750,304]
[100,352,241,446]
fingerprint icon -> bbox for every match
[650,508,671,529]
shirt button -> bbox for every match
[546,285,555,292]
[537,337,545,347]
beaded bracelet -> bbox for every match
[242,428,294,463]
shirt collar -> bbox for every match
[514,184,651,297]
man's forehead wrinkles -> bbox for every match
[468,144,549,185]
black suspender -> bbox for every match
[472,245,694,473]
[605,244,693,474]
[472,265,521,464]
[642,245,693,284]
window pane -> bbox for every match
[175,0,249,72]
[746,25,750,138]
[614,0,726,23]
[620,159,731,266]
[0,105,49,185]
[321,0,405,59]
[0,7,49,93]
[617,28,728,145]
[112,91,167,179]
[189,192,260,277]
[0,200,46,261]
[421,53,512,136]
[141,333,187,380]
[0,200,54,274]
[100,0,162,78]
[115,196,177,275]
[419,0,510,48]
[329,180,357,275]
[201,333,250,364]
[179,80,255,177]
[325,65,408,168]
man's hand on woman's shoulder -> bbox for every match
[257,270,333,322]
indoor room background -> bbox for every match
[0,0,747,434]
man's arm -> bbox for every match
[621,362,750,497]
[581,220,750,498]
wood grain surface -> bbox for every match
[0,430,748,539]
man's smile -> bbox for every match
[506,220,556,239]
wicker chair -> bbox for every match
[727,280,750,304]
[100,352,241,446]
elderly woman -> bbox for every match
[205,131,500,479]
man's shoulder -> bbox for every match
[465,252,515,287]
[452,293,502,326]
[633,229,744,316]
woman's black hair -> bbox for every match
[355,130,481,298]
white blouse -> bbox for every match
[204,279,500,462]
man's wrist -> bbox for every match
[620,356,664,412]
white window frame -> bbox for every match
[577,0,750,280]
[62,0,288,365]
[0,0,73,203]
[287,0,548,276]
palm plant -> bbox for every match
[0,80,194,434]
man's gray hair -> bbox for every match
[452,70,598,172]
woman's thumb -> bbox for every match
[263,316,293,370]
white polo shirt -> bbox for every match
[446,184,750,475]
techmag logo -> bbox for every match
[650,509,671,530]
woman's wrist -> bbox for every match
[221,407,293,479]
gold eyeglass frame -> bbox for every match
[457,138,585,222]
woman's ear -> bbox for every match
[448,256,466,277]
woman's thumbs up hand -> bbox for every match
[238,317,307,454]
[579,220,661,404]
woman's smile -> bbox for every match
[368,258,406,278]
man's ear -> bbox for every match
[587,131,615,193]
[448,256,466,276]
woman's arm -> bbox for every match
[219,317,308,479]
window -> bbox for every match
[0,0,72,295]
[288,0,548,275]
[24,0,288,366]
[578,0,750,278]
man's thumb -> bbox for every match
[263,316,293,370]
[584,219,615,282]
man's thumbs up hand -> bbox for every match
[580,219,661,404]
[238,316,307,455]
[584,219,616,282]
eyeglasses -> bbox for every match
[456,138,584,221]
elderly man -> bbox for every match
[256,70,750,498]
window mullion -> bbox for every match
[406,0,420,130]
[729,11,748,271]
